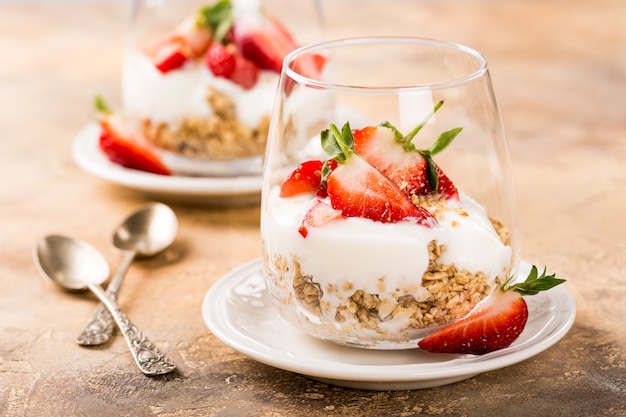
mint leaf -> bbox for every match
[94,95,111,114]
[509,266,566,296]
[428,127,462,155]
[321,122,356,165]
[199,0,233,42]
[320,128,341,160]
[340,122,354,151]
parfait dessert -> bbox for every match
[259,36,566,354]
[109,0,323,175]
[263,102,515,348]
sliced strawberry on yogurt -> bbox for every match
[145,10,213,73]
[231,14,298,73]
[353,125,429,191]
[353,101,461,200]
[206,41,259,89]
[327,155,433,224]
[298,200,343,238]
[280,160,325,197]
[95,97,170,176]
[432,165,458,199]
[206,42,237,77]
[279,159,337,198]
[322,123,436,226]
[228,53,259,90]
[418,266,565,355]
[150,41,189,74]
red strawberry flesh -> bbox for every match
[151,41,188,74]
[353,124,459,200]
[418,266,565,355]
[417,290,528,354]
[232,14,297,73]
[206,42,237,77]
[228,53,259,90]
[280,160,325,197]
[146,13,212,74]
[299,200,343,238]
[326,154,434,226]
[97,117,170,176]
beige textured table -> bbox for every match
[1,1,625,416]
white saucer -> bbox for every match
[72,124,263,206]
[202,259,576,390]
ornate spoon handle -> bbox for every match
[76,250,135,346]
[86,282,177,376]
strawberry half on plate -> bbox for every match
[95,97,170,176]
[418,266,565,355]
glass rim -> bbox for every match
[282,36,489,92]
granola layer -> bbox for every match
[141,87,269,160]
[272,241,501,334]
[264,213,511,346]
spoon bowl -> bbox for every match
[112,202,178,257]
[34,235,177,376]
[35,234,110,291]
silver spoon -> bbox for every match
[76,202,178,346]
[34,235,177,376]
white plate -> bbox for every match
[72,124,263,206]
[202,259,576,390]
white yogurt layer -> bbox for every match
[265,186,511,295]
[122,50,279,128]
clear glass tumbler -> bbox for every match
[121,0,322,177]
[261,37,520,349]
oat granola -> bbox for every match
[141,87,269,160]
[264,206,511,344]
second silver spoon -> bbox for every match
[35,235,176,376]
[76,202,178,346]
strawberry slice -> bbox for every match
[353,102,461,200]
[145,9,214,73]
[280,160,324,197]
[99,123,171,176]
[353,125,428,191]
[205,40,259,89]
[95,97,170,176]
[228,53,259,90]
[150,41,189,74]
[327,155,420,223]
[206,42,237,77]
[322,123,436,226]
[418,266,565,355]
[279,159,337,198]
[433,165,458,199]
[231,14,298,73]
[298,200,343,238]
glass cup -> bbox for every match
[121,0,322,177]
[261,37,520,350]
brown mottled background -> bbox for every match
[1,0,624,416]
